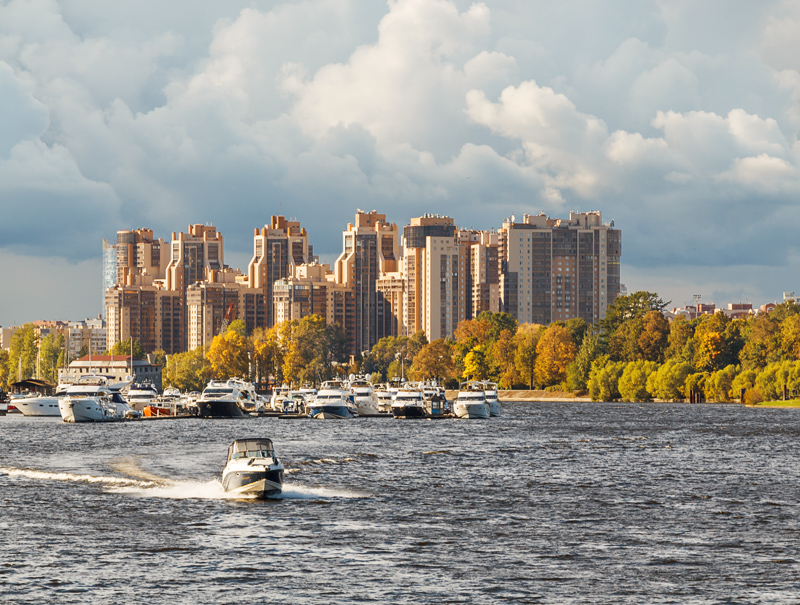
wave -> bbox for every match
[0,466,154,488]
[0,466,364,500]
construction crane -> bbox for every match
[219,303,236,335]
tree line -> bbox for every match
[5,290,800,402]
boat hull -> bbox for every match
[222,468,283,498]
[14,397,62,417]
[309,405,355,419]
[486,400,501,417]
[392,405,426,419]
[59,398,123,422]
[454,402,490,419]
[196,399,249,418]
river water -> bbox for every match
[1,402,799,604]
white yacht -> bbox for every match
[269,384,292,412]
[453,381,490,419]
[391,383,427,419]
[309,379,358,419]
[196,378,260,418]
[349,375,380,416]
[125,380,159,412]
[13,393,62,417]
[481,381,502,417]
[222,438,284,498]
[59,375,139,423]
[375,385,394,414]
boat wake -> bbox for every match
[0,465,364,500]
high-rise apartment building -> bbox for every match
[402,215,465,340]
[115,228,170,286]
[106,282,185,354]
[335,210,400,354]
[165,224,224,294]
[499,211,621,325]
[247,216,309,327]
[102,239,117,309]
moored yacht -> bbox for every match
[221,438,284,498]
[350,375,381,416]
[13,393,62,417]
[375,385,394,414]
[391,383,427,419]
[481,381,501,417]
[125,380,160,412]
[309,380,357,419]
[196,378,259,418]
[59,375,139,423]
[269,384,292,412]
[453,381,490,419]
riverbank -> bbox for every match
[444,389,591,402]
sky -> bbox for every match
[2,0,800,325]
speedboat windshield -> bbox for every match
[204,387,234,397]
[227,438,275,462]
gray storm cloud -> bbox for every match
[0,0,799,321]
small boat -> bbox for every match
[391,384,427,419]
[349,374,381,416]
[281,392,310,415]
[221,438,284,498]
[308,380,358,419]
[422,381,452,418]
[453,381,490,419]
[59,375,140,423]
[196,378,259,418]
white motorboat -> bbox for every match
[309,380,358,419]
[196,378,259,418]
[221,438,284,498]
[125,380,159,412]
[59,375,140,423]
[375,386,394,414]
[453,381,490,419]
[421,381,452,418]
[349,375,381,416]
[269,384,292,412]
[280,391,310,415]
[13,393,62,417]
[481,381,502,417]
[391,384,427,419]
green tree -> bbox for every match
[534,324,577,388]
[38,333,64,384]
[665,315,694,361]
[566,332,602,392]
[705,364,738,403]
[515,324,545,389]
[732,368,758,401]
[647,360,693,402]
[739,313,782,370]
[600,291,670,336]
[780,313,800,359]
[587,355,626,402]
[163,347,212,393]
[618,360,658,402]
[0,349,9,387]
[685,372,707,402]
[7,324,38,383]
[109,338,146,359]
[476,311,519,341]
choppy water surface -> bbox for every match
[2,402,800,604]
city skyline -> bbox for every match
[2,1,799,324]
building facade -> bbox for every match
[499,211,621,325]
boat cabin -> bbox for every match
[227,438,275,463]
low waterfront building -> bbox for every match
[58,354,163,390]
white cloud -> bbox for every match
[2,0,800,323]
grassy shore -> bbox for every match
[749,399,800,408]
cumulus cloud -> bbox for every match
[1,0,800,322]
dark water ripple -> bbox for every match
[2,402,800,603]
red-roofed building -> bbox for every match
[57,355,162,390]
